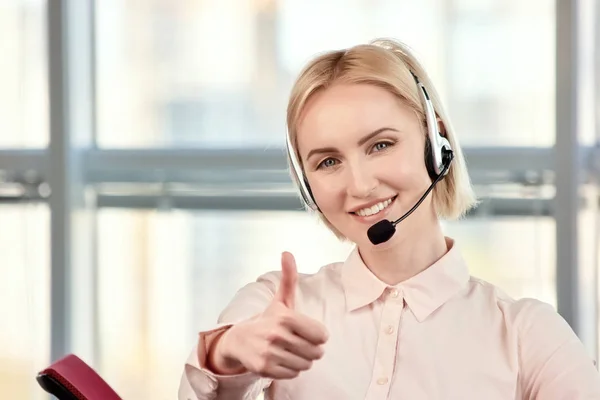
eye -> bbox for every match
[317,157,338,169]
[372,141,394,152]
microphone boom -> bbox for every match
[366,150,453,245]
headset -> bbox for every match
[286,71,453,212]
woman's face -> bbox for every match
[296,83,435,247]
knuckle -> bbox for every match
[282,369,299,380]
[276,311,293,327]
[254,357,270,374]
[315,346,324,359]
[305,345,321,360]
[251,360,264,374]
[265,330,283,345]
[258,346,274,361]
[317,332,327,344]
[301,360,313,371]
[316,326,328,342]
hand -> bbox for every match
[210,252,329,379]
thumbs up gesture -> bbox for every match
[275,251,299,308]
[209,252,329,379]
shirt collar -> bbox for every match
[341,237,470,322]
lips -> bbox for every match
[349,195,398,219]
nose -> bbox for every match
[345,162,377,199]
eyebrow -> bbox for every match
[305,127,399,161]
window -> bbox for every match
[0,0,48,148]
[95,0,554,148]
[0,204,49,399]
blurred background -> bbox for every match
[0,0,598,398]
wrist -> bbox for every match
[207,327,247,375]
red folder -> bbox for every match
[36,354,122,400]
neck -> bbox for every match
[357,214,448,285]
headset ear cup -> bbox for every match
[424,138,439,181]
[304,179,317,210]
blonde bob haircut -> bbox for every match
[286,38,477,240]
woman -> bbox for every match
[178,39,600,399]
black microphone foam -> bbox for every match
[367,220,396,245]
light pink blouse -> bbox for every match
[178,238,600,399]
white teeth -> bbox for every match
[356,198,393,217]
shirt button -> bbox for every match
[390,289,399,298]
[377,377,389,385]
[385,325,394,334]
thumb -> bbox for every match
[274,251,298,309]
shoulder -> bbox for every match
[500,300,599,395]
[461,275,521,312]
[255,260,345,294]
[468,277,578,349]
[472,285,571,340]
[463,277,565,331]
[506,297,577,347]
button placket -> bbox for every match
[365,288,404,400]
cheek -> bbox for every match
[306,175,344,212]
[381,153,429,189]
[393,166,428,188]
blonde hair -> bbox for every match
[286,38,477,240]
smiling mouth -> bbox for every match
[351,195,398,217]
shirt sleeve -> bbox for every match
[178,271,282,400]
[513,298,600,399]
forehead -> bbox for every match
[296,83,419,152]
[297,84,420,154]
[298,84,400,131]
